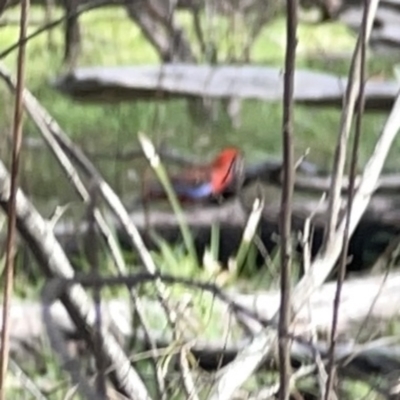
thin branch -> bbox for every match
[279,0,298,398]
[323,0,380,247]
[326,3,369,397]
[0,0,29,397]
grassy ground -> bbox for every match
[0,6,398,205]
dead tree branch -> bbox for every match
[324,0,380,247]
[279,0,298,398]
[325,0,369,397]
[0,0,29,397]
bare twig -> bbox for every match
[323,0,380,247]
[0,0,29,397]
[325,1,369,398]
[278,0,298,398]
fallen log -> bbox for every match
[54,194,400,275]
[53,65,400,111]
[340,1,400,54]
[4,270,400,374]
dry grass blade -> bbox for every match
[234,197,264,275]
[138,133,197,263]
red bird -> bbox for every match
[142,147,244,203]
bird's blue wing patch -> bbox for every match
[174,182,213,199]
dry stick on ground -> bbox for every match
[207,18,400,400]
[325,1,369,398]
[279,0,298,398]
[0,64,168,399]
[0,160,152,400]
[323,0,380,249]
[0,0,29,398]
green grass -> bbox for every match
[0,6,398,204]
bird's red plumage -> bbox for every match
[210,147,241,194]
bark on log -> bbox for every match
[53,65,400,111]
[53,193,400,276]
